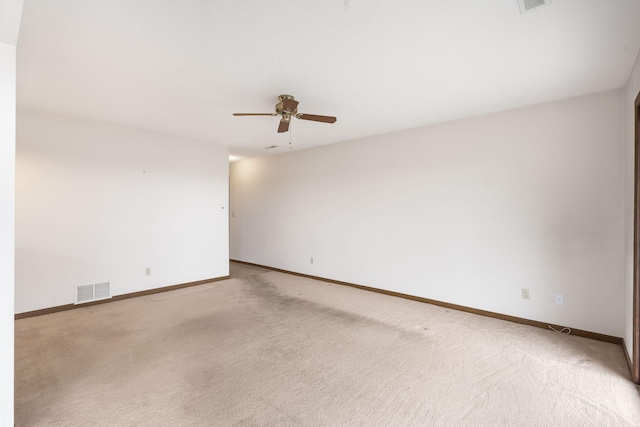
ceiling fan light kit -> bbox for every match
[234,94,337,134]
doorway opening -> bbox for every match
[633,90,640,383]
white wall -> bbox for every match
[623,50,640,358]
[231,90,625,337]
[15,110,229,313]
[0,43,17,427]
[0,6,22,424]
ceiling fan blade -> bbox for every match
[297,114,337,124]
[277,119,290,133]
[282,99,299,113]
[233,113,278,116]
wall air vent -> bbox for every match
[75,282,112,304]
[517,0,550,14]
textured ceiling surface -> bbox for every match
[17,0,640,160]
[1,0,23,46]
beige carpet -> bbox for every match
[15,262,640,426]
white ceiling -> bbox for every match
[17,0,640,160]
[0,0,23,46]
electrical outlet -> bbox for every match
[555,294,564,305]
[145,267,151,276]
[521,288,530,300]
[310,257,314,264]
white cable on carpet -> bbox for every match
[548,325,572,335]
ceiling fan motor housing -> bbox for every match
[276,94,298,116]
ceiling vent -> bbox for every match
[518,0,550,14]
[75,282,112,304]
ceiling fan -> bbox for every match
[233,94,337,133]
